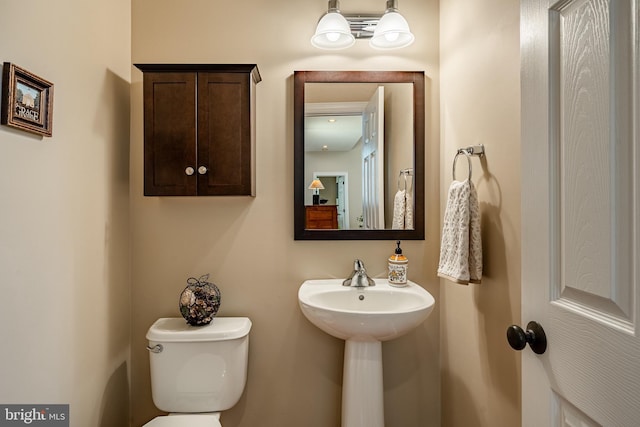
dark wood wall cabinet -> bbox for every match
[135,64,261,196]
[305,205,338,229]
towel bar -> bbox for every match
[453,144,485,181]
[457,144,485,157]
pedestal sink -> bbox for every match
[298,279,435,427]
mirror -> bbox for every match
[294,71,425,240]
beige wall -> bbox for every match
[0,1,131,426]
[439,0,521,426]
[385,83,415,226]
[131,0,440,426]
[0,1,523,426]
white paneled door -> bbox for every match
[520,0,640,426]
[362,86,385,230]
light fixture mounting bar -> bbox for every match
[327,0,340,11]
[344,14,381,39]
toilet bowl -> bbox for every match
[143,413,220,427]
[143,317,251,427]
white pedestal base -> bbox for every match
[342,340,384,427]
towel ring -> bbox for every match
[397,174,407,191]
[397,169,413,192]
[453,151,472,181]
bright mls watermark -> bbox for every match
[0,405,68,426]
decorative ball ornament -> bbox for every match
[179,274,221,326]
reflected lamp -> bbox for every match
[308,179,325,205]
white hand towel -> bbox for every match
[392,189,406,229]
[437,179,482,284]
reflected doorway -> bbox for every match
[313,172,349,229]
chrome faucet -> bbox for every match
[342,259,375,287]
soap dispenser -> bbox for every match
[388,240,408,287]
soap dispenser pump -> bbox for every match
[388,240,408,287]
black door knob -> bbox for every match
[507,321,547,354]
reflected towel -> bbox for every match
[392,189,406,229]
[392,189,414,230]
[437,179,482,284]
[404,191,413,230]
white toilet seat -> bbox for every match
[143,414,222,427]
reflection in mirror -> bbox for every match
[294,71,425,240]
[305,83,414,230]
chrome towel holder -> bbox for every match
[397,167,414,191]
[453,144,485,181]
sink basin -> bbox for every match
[298,278,435,341]
[298,278,435,427]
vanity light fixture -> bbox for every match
[311,0,355,50]
[370,0,415,49]
[308,179,325,205]
[311,0,414,50]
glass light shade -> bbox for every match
[370,11,415,49]
[311,12,355,50]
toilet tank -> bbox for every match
[146,317,252,413]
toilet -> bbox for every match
[143,317,252,427]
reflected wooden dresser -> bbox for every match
[305,205,338,229]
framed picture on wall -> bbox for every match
[1,62,54,137]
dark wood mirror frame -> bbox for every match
[294,70,425,240]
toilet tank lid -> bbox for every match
[146,317,252,342]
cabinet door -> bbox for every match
[143,72,197,196]
[197,72,254,196]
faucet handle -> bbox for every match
[344,259,375,287]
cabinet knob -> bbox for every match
[185,167,195,176]
[198,166,208,175]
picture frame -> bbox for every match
[1,62,54,137]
